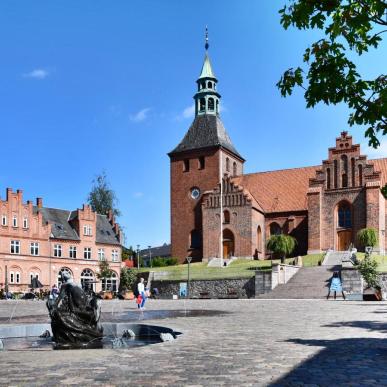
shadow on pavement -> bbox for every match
[323,320,387,334]
[270,337,387,386]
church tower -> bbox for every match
[168,30,245,263]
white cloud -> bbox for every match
[362,139,387,159]
[133,192,144,198]
[174,105,195,121]
[23,69,49,79]
[130,108,151,123]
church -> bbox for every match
[168,39,387,264]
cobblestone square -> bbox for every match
[1,299,387,386]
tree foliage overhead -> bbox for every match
[277,0,387,148]
[87,171,121,217]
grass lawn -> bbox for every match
[139,253,325,281]
[355,252,387,272]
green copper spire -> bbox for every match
[194,27,221,116]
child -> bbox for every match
[136,293,142,309]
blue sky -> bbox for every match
[0,1,386,249]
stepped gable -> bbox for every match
[203,177,264,212]
[168,115,244,160]
[232,166,318,213]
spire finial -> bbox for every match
[205,26,209,51]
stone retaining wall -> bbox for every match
[151,277,256,299]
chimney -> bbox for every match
[6,188,12,201]
[36,197,43,208]
[17,189,23,201]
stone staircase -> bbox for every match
[256,266,340,299]
[322,250,350,266]
[207,257,236,267]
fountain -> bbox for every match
[46,271,103,349]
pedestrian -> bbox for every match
[327,271,346,300]
[51,284,59,299]
[137,277,147,309]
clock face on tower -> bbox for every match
[190,187,201,200]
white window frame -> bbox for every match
[54,244,62,257]
[98,248,105,261]
[1,215,7,226]
[12,215,18,227]
[30,272,39,283]
[30,242,39,256]
[69,246,77,259]
[10,240,20,254]
[84,247,91,260]
[83,225,92,236]
[10,271,14,283]
[16,272,20,284]
[112,250,119,262]
[23,217,28,229]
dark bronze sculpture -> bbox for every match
[47,272,103,349]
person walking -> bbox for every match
[137,278,147,309]
[327,271,346,300]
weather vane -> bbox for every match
[205,26,209,51]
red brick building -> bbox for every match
[169,45,387,263]
[0,188,122,292]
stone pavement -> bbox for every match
[1,299,387,386]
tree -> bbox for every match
[87,171,121,216]
[357,254,379,289]
[357,227,378,251]
[96,260,114,291]
[119,267,138,292]
[122,246,135,261]
[266,234,297,263]
[381,183,387,199]
[277,1,387,148]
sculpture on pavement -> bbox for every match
[47,271,103,349]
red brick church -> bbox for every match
[169,41,387,264]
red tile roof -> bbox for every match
[369,158,387,186]
[232,157,387,214]
[232,166,318,213]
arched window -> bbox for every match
[58,267,72,287]
[201,82,205,90]
[358,164,363,186]
[233,162,237,176]
[102,271,118,292]
[257,226,262,252]
[334,160,338,188]
[326,168,331,189]
[208,98,214,111]
[351,158,355,187]
[199,98,205,111]
[223,210,230,224]
[208,81,212,89]
[226,157,230,172]
[190,230,202,249]
[270,222,282,236]
[81,269,95,291]
[338,202,351,228]
[341,155,348,188]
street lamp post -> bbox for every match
[148,245,152,268]
[137,244,140,270]
[187,256,192,298]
